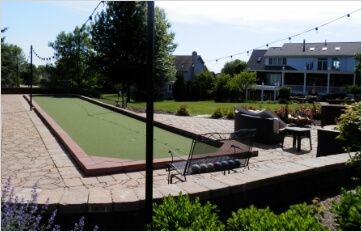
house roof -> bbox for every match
[245,49,267,71]
[173,55,204,72]
[264,41,361,57]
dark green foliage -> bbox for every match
[211,108,235,119]
[221,59,247,76]
[194,69,215,100]
[227,204,329,231]
[211,108,223,118]
[212,73,231,102]
[1,41,27,87]
[175,105,191,116]
[91,2,176,101]
[173,73,187,101]
[49,26,94,89]
[225,108,235,119]
[336,102,361,169]
[151,192,225,231]
[278,86,292,100]
[332,186,361,231]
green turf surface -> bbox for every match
[34,96,193,160]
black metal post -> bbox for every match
[145,1,154,227]
[30,45,33,111]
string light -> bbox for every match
[32,47,54,63]
[204,8,360,64]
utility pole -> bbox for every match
[30,45,33,111]
[145,1,154,227]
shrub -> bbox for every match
[211,108,223,119]
[331,186,361,231]
[225,108,235,119]
[1,177,98,231]
[227,203,329,231]
[336,102,361,167]
[274,105,292,122]
[175,105,191,116]
[227,205,278,231]
[150,192,225,231]
[278,86,292,100]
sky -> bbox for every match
[1,1,361,73]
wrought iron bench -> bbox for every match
[167,129,256,184]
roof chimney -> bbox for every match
[303,39,305,52]
[324,40,327,46]
[192,51,197,63]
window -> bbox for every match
[335,47,340,51]
[268,57,287,65]
[317,58,328,71]
[322,47,327,51]
[257,56,262,63]
[309,47,315,51]
[306,61,314,70]
[168,84,173,93]
[332,58,340,71]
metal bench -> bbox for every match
[167,129,256,184]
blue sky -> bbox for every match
[1,1,361,73]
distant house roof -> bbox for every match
[173,52,204,72]
[245,49,267,71]
[264,41,361,57]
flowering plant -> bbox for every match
[1,177,98,231]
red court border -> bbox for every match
[24,95,257,176]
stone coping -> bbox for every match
[23,95,257,176]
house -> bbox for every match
[245,41,361,100]
[164,51,206,99]
[174,51,205,81]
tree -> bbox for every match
[91,2,177,101]
[1,27,8,43]
[221,59,247,76]
[228,70,257,100]
[173,73,187,101]
[194,68,215,100]
[91,1,147,98]
[354,53,361,85]
[148,7,177,100]
[212,73,232,102]
[1,42,27,87]
[49,25,94,89]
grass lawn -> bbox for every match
[33,96,192,160]
[97,94,315,115]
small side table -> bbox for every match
[282,127,312,151]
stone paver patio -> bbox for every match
[1,94,351,217]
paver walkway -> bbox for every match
[1,94,350,214]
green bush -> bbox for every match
[225,108,235,119]
[175,105,191,116]
[332,186,361,231]
[227,205,279,231]
[211,108,223,119]
[150,192,225,231]
[278,86,292,100]
[227,203,329,231]
[336,102,361,167]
